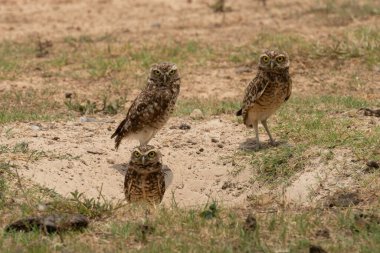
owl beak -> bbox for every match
[270,61,274,69]
[163,75,167,83]
[141,156,146,166]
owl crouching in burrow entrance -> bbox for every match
[124,145,165,204]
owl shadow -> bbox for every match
[239,138,287,151]
[110,163,174,189]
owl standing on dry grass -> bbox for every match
[124,145,165,204]
[111,62,181,148]
[236,49,292,149]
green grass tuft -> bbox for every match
[0,89,62,124]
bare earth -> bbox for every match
[0,0,379,207]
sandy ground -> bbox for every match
[0,0,379,207]
[2,116,258,207]
[1,114,368,208]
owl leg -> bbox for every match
[261,120,275,145]
[140,139,149,146]
[139,129,156,146]
[253,121,261,149]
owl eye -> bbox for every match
[153,70,161,76]
[147,151,156,158]
[261,56,270,63]
[168,69,176,76]
[276,56,285,63]
[133,151,141,158]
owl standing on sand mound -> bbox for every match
[236,49,292,149]
[111,62,181,149]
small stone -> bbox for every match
[5,214,89,233]
[190,109,204,120]
[315,228,330,238]
[235,66,252,74]
[179,123,191,130]
[87,149,104,155]
[151,22,161,28]
[199,148,204,152]
[187,140,197,145]
[106,158,115,164]
[327,192,360,208]
[366,160,379,169]
[243,213,257,232]
[309,245,327,253]
[103,119,116,123]
[65,92,74,99]
[221,181,234,190]
[31,125,40,131]
[52,137,60,141]
[80,117,97,123]
[211,138,219,143]
[37,204,47,211]
[217,144,224,148]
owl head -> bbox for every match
[130,145,162,168]
[148,62,180,86]
[258,49,289,73]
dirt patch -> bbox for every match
[1,0,379,209]
[2,116,265,206]
[284,148,361,207]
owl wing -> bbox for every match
[157,170,166,201]
[284,77,292,101]
[111,88,170,149]
[124,170,133,201]
[236,76,269,120]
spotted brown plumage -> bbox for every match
[237,49,292,148]
[111,62,180,149]
[124,145,165,205]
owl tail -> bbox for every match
[111,118,128,150]
[236,108,242,116]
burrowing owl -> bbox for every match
[111,62,180,149]
[236,49,292,148]
[124,145,165,204]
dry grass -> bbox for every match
[0,0,379,252]
[0,168,379,253]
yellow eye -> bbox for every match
[133,151,141,158]
[148,151,156,158]
[276,56,285,63]
[153,70,161,75]
[261,56,270,63]
[168,69,176,76]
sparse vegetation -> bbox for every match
[0,0,379,252]
[64,96,124,115]
[0,89,62,123]
[0,168,379,252]
[309,0,380,21]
